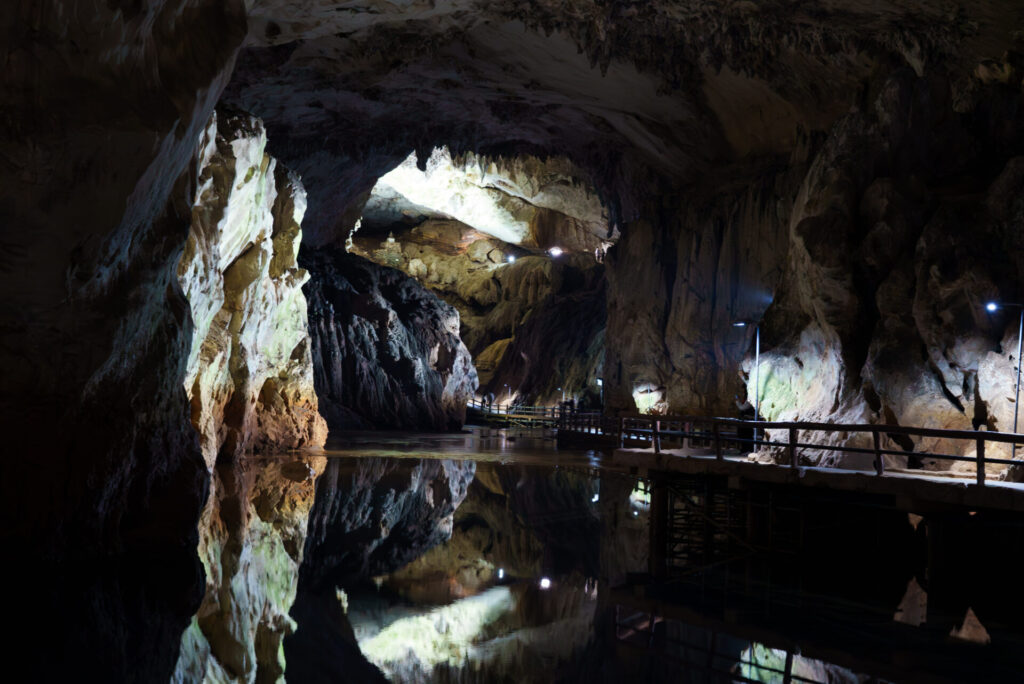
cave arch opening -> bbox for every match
[335,144,617,411]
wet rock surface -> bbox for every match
[303,247,478,431]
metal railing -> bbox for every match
[466,399,562,420]
[558,412,1024,487]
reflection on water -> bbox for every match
[276,426,1024,683]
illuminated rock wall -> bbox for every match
[173,111,328,682]
[178,111,327,465]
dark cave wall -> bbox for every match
[302,247,478,431]
[604,67,1024,469]
[1,1,247,679]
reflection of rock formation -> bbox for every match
[286,457,476,683]
[383,462,601,598]
[355,462,601,682]
[174,454,325,683]
[303,247,478,430]
[298,457,477,590]
[358,581,598,683]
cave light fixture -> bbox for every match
[497,568,505,580]
[507,254,516,263]
[984,301,1024,457]
[539,577,552,590]
[548,246,563,258]
[734,318,762,452]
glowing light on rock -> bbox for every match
[632,383,663,414]
[507,255,516,263]
[539,577,552,590]
[591,493,599,503]
[497,568,505,579]
[548,246,563,257]
[986,302,999,312]
[373,148,530,244]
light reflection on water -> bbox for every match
[315,427,894,684]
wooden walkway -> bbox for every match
[466,399,562,426]
[556,411,1024,489]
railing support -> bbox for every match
[619,417,626,448]
[713,422,723,461]
[653,420,661,454]
[977,438,986,486]
[872,428,884,476]
[788,427,798,467]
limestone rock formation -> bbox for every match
[362,147,613,253]
[173,110,328,682]
[605,69,1024,471]
[302,247,478,430]
[178,110,327,465]
[352,221,607,404]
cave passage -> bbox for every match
[6,1,1024,682]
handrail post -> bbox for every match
[619,416,625,448]
[713,422,723,460]
[788,427,798,467]
[872,428,884,476]
[977,438,985,486]
[653,420,661,454]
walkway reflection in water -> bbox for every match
[280,426,1024,683]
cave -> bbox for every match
[5,1,1024,682]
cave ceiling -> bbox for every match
[223,0,1022,246]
